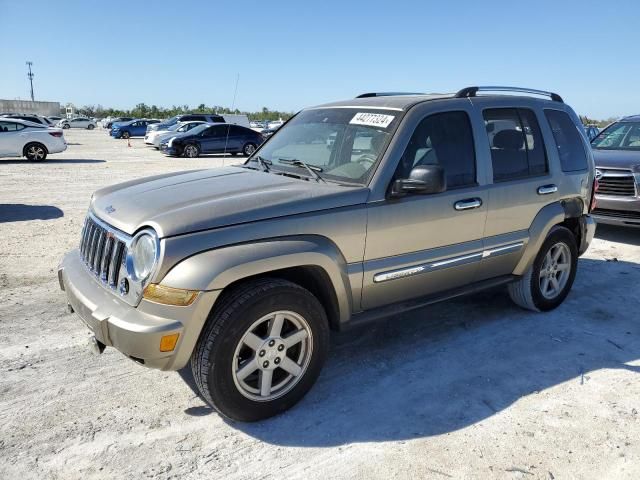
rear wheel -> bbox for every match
[183,144,200,158]
[24,143,48,161]
[242,143,257,156]
[191,278,329,421]
[508,226,578,311]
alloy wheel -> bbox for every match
[27,145,46,160]
[539,242,571,299]
[232,310,313,401]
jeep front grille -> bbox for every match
[597,169,637,197]
[79,215,128,288]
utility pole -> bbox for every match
[26,61,35,101]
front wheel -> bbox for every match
[183,144,200,158]
[87,124,95,130]
[121,131,130,139]
[62,124,70,129]
[242,143,257,156]
[191,278,329,421]
[508,226,578,312]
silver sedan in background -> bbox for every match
[144,121,208,148]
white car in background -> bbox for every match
[0,118,66,161]
[144,121,207,148]
[57,117,96,130]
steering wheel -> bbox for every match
[357,153,377,169]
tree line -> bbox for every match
[579,115,619,128]
[72,103,294,121]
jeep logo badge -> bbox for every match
[105,205,116,214]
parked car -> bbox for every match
[590,115,640,227]
[104,117,134,129]
[267,119,285,129]
[47,116,63,125]
[111,119,160,139]
[58,117,97,130]
[0,118,66,161]
[147,114,225,134]
[5,114,54,126]
[59,86,595,422]
[160,123,263,157]
[583,124,600,141]
[144,121,207,148]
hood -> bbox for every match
[91,167,369,237]
[592,148,640,170]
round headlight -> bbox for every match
[131,232,158,281]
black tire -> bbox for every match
[121,131,130,139]
[24,142,48,161]
[183,143,200,158]
[508,226,578,312]
[62,123,70,129]
[242,143,257,156]
[191,278,330,422]
[87,124,95,130]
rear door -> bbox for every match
[0,121,24,156]
[471,99,557,280]
[362,104,489,310]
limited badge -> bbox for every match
[350,112,395,129]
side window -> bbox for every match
[230,125,245,135]
[210,115,225,123]
[483,108,548,182]
[0,121,20,132]
[544,110,589,172]
[396,111,476,189]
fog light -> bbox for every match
[160,333,180,352]
[143,284,198,306]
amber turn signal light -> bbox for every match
[143,284,199,306]
[160,333,180,352]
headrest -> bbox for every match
[493,129,523,150]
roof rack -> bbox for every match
[356,92,425,98]
[455,86,564,103]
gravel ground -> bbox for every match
[1,129,639,480]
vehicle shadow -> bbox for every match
[595,223,640,246]
[0,204,64,223]
[0,158,105,164]
[179,257,640,446]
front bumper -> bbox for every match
[58,250,219,370]
[161,145,180,156]
[592,194,640,227]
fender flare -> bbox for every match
[160,235,353,324]
[512,202,565,276]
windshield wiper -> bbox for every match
[278,158,327,183]
[247,155,272,172]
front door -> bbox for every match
[200,125,227,153]
[362,109,488,310]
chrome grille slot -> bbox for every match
[78,214,130,290]
[597,170,637,197]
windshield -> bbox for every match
[183,124,209,136]
[251,108,401,184]
[591,122,640,150]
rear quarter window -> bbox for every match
[544,110,589,172]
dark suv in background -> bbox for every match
[590,115,640,227]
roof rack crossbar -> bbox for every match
[356,92,425,98]
[455,86,563,103]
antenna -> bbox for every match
[223,73,240,161]
[26,61,35,101]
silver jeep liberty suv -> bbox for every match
[59,86,596,421]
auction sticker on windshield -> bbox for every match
[350,112,395,129]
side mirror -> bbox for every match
[391,165,446,197]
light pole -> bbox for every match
[26,61,35,101]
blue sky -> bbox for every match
[1,0,638,118]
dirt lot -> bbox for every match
[1,129,639,480]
